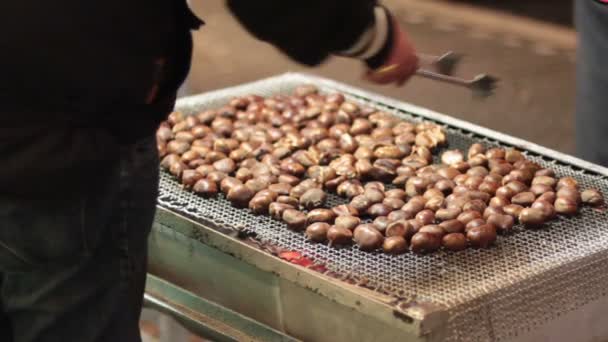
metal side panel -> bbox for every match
[144,275,296,342]
[148,207,447,342]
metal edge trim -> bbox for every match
[143,292,239,342]
[145,274,298,342]
[153,207,443,336]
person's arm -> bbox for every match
[225,0,417,85]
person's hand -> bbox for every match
[365,19,418,86]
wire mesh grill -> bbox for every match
[157,74,608,341]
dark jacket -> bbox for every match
[0,0,390,196]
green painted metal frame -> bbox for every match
[144,274,297,342]
[146,207,447,342]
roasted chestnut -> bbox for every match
[511,192,536,206]
[441,150,464,165]
[182,170,204,188]
[353,224,384,251]
[282,209,307,231]
[306,222,330,242]
[424,197,444,212]
[489,196,510,209]
[487,214,514,233]
[383,236,409,255]
[268,183,292,196]
[537,191,557,204]
[269,202,294,220]
[435,207,462,222]
[442,233,467,251]
[504,148,524,163]
[167,140,190,155]
[531,200,556,220]
[327,226,353,245]
[415,210,436,225]
[556,186,581,204]
[299,188,327,209]
[367,203,392,218]
[439,219,465,234]
[530,184,553,197]
[243,178,269,193]
[466,224,497,248]
[280,159,306,177]
[410,232,441,254]
[350,195,372,212]
[406,177,431,197]
[437,167,461,180]
[337,180,364,199]
[160,154,181,170]
[334,216,361,231]
[374,145,407,159]
[227,184,255,207]
[483,206,505,220]
[465,218,486,232]
[495,186,516,200]
[192,179,217,196]
[532,176,557,188]
[485,148,505,160]
[235,167,253,182]
[249,195,274,214]
[457,210,482,225]
[463,199,487,213]
[503,204,524,219]
[532,168,554,177]
[519,208,546,227]
[467,143,485,159]
[419,225,446,239]
[372,216,390,233]
[402,199,425,218]
[554,197,578,216]
[384,197,406,210]
[505,181,528,194]
[213,158,236,174]
[332,204,359,217]
[169,161,187,178]
[581,189,604,206]
[385,220,414,238]
[307,209,336,224]
[277,196,299,207]
[364,188,385,204]
[556,177,579,190]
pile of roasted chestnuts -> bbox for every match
[157,85,604,255]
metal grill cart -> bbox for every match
[143,73,608,342]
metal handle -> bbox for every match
[415,51,498,97]
[417,51,463,76]
[415,69,498,98]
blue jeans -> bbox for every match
[0,136,159,342]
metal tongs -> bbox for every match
[416,51,498,97]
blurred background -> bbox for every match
[181,0,576,154]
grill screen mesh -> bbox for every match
[157,74,608,341]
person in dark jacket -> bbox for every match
[0,1,418,341]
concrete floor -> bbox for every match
[184,0,577,155]
[451,0,574,26]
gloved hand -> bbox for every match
[365,18,418,86]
